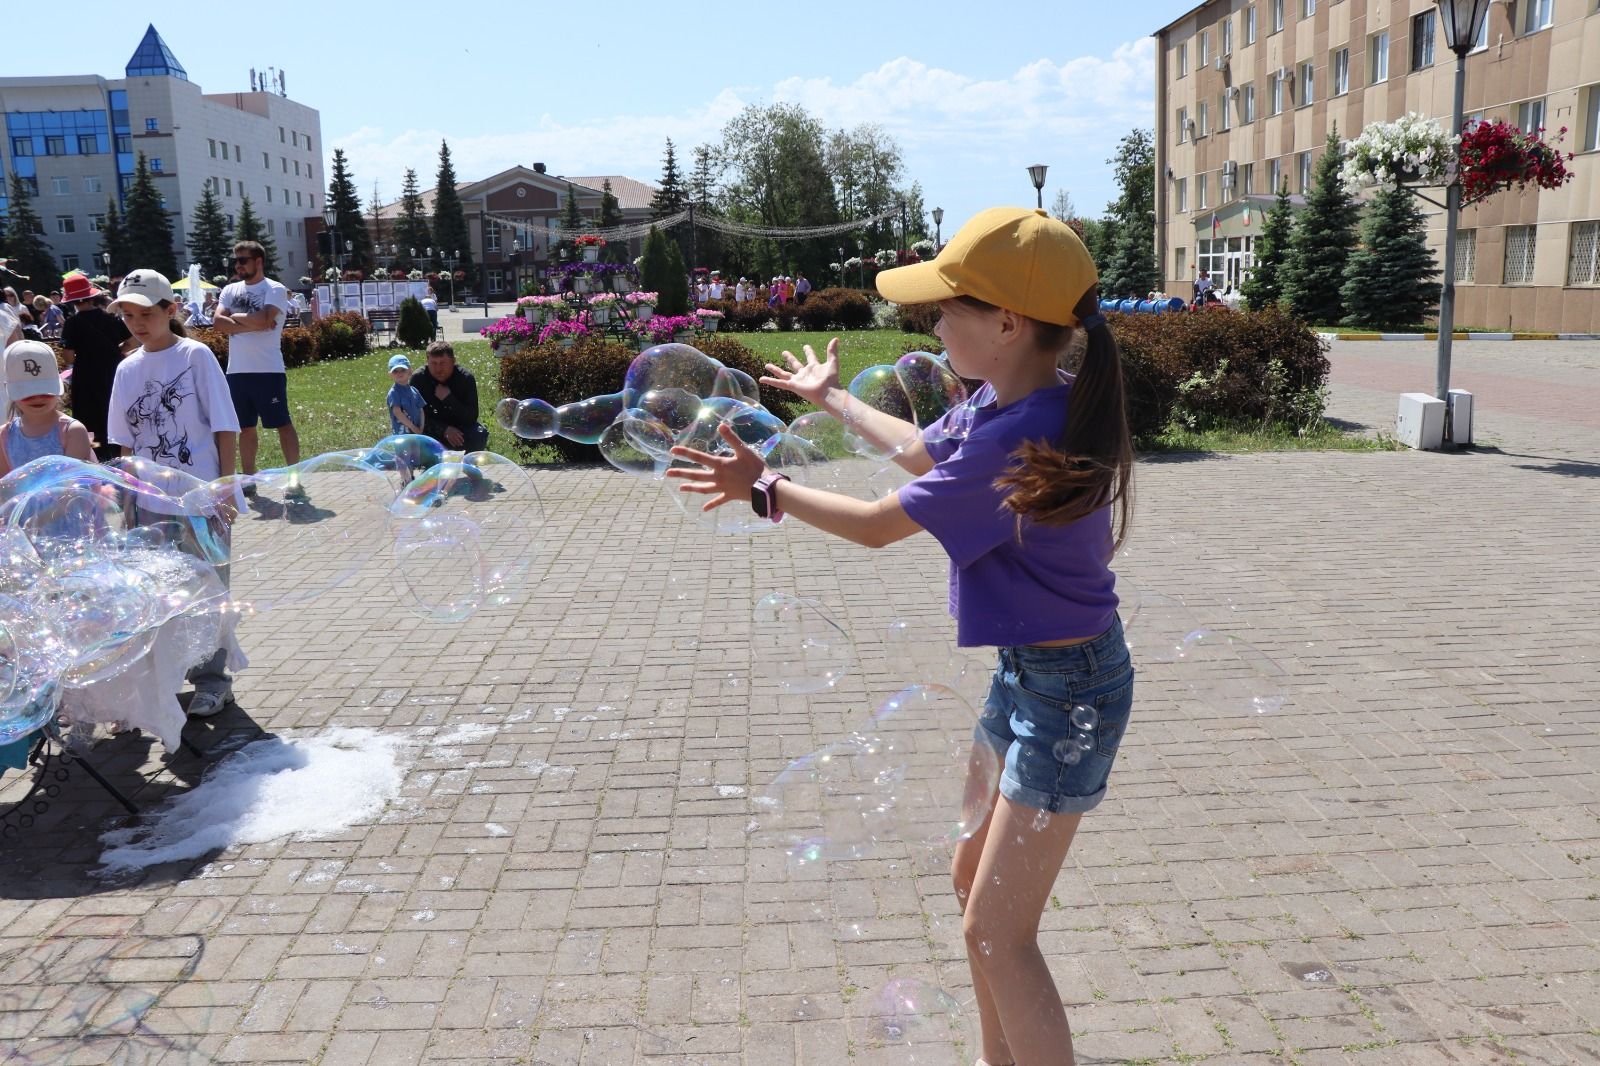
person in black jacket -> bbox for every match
[411,340,488,451]
[58,278,135,460]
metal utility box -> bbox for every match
[1447,389,1474,445]
[1396,392,1446,450]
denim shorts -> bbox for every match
[975,616,1135,814]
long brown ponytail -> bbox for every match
[995,286,1134,550]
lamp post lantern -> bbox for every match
[838,245,846,289]
[1027,164,1049,210]
[440,249,459,309]
[931,207,944,252]
[1433,0,1492,440]
[321,205,339,313]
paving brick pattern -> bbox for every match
[0,341,1596,1065]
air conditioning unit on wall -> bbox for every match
[1215,55,1229,71]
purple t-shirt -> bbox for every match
[897,378,1119,647]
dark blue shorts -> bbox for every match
[228,372,293,429]
[975,616,1135,814]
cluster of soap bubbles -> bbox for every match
[494,342,975,532]
[0,438,540,749]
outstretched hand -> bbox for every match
[759,338,840,406]
[666,423,767,512]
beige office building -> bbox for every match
[1153,0,1600,332]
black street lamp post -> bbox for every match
[1027,164,1048,210]
[440,249,459,309]
[932,207,944,252]
[321,205,340,313]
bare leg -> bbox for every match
[278,422,300,466]
[238,426,258,476]
[963,797,1084,1066]
[952,790,1013,1066]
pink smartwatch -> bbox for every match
[751,471,790,523]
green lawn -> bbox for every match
[254,328,1381,468]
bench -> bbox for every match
[367,309,400,348]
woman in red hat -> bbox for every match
[57,273,135,460]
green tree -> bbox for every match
[826,123,903,250]
[1340,184,1441,330]
[556,182,586,262]
[650,138,691,265]
[715,102,841,281]
[1283,128,1360,324]
[397,296,434,347]
[1079,216,1112,271]
[1242,183,1295,310]
[122,153,178,277]
[598,179,627,264]
[1099,129,1156,298]
[98,197,130,276]
[430,140,475,290]
[640,226,689,315]
[393,168,432,270]
[3,174,57,286]
[325,147,372,274]
[661,235,690,316]
[234,195,280,277]
[186,185,232,280]
[900,181,929,242]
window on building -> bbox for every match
[1175,247,1189,278]
[1271,71,1286,114]
[1299,151,1313,191]
[305,136,313,153]
[1178,40,1188,78]
[292,131,299,147]
[145,118,158,132]
[1246,5,1258,43]
[1567,222,1600,285]
[1222,16,1234,53]
[487,272,504,295]
[1271,0,1284,32]
[1220,92,1233,130]
[1242,162,1255,194]
[1201,30,1211,64]
[1299,62,1315,104]
[267,219,275,235]
[1178,106,1189,142]
[44,136,65,156]
[288,249,296,267]
[85,176,101,194]
[1199,172,1210,208]
[1175,177,1188,212]
[225,178,232,196]
[1333,48,1350,95]
[1198,100,1210,136]
[305,163,313,181]
[1451,228,1477,282]
[61,255,79,271]
[486,227,501,252]
[293,160,300,176]
[1370,31,1390,82]
[266,187,273,203]
[115,135,130,153]
[1242,83,1257,122]
[1472,11,1490,50]
[1412,11,1436,70]
[208,138,216,157]
[263,152,270,168]
[1585,86,1600,152]
[151,158,163,172]
[51,176,70,195]
[55,215,75,234]
[1269,157,1283,193]
[10,137,31,157]
[1521,0,1553,33]
[1303,0,1315,15]
[77,134,96,154]
[1518,98,1547,133]
[88,213,105,232]
[221,142,230,160]
[1503,225,1537,284]
[279,126,285,142]
[295,190,302,206]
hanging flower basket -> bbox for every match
[1457,119,1574,205]
[1340,113,1456,192]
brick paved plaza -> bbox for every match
[2,339,1597,1065]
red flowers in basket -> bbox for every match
[1458,119,1574,205]
[573,235,607,248]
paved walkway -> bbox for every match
[1,340,1597,1065]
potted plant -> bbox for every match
[1340,112,1455,191]
[625,290,658,322]
[695,308,725,333]
[575,234,606,263]
[1456,118,1574,205]
[588,291,621,324]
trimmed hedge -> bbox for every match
[186,310,373,370]
[497,334,799,464]
[893,301,941,336]
[794,287,874,331]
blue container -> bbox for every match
[1100,298,1119,313]
[1118,298,1138,314]
[1165,297,1186,313]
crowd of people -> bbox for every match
[693,272,813,307]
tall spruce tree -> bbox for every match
[3,173,58,286]
[1099,129,1157,297]
[1241,183,1294,310]
[556,183,586,263]
[394,168,433,270]
[639,226,673,307]
[430,140,475,289]
[325,148,372,273]
[661,235,690,316]
[186,186,232,280]
[649,138,691,264]
[688,145,723,271]
[1340,184,1441,330]
[598,179,627,264]
[370,181,387,259]
[122,154,177,277]
[1283,128,1360,324]
[234,195,280,278]
[99,197,130,277]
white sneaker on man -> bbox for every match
[187,690,234,718]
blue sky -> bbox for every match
[18,3,1173,236]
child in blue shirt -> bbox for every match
[386,353,424,436]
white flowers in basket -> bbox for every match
[1340,113,1456,193]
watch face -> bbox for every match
[750,483,769,518]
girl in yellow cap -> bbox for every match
[671,207,1134,1066]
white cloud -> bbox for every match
[334,41,1155,220]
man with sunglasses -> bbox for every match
[215,240,299,483]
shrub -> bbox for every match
[281,326,318,368]
[709,298,773,332]
[497,334,798,464]
[795,288,874,331]
[314,311,369,359]
[1092,306,1330,441]
[186,325,230,370]
[397,297,434,348]
[894,302,941,336]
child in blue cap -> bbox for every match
[386,353,424,436]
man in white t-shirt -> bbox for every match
[214,240,299,480]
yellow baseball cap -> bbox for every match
[875,206,1098,327]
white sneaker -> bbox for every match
[187,690,234,718]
